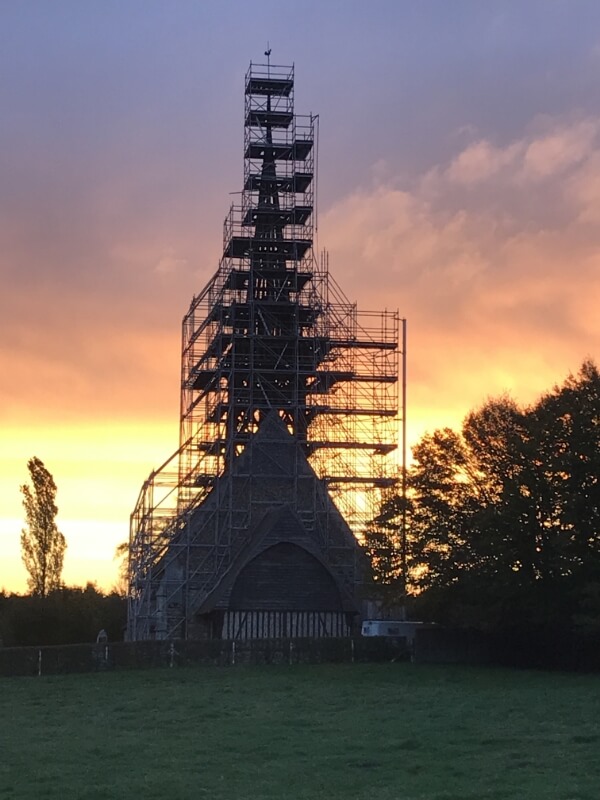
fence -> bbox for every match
[0,636,406,678]
[5,626,597,678]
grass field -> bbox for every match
[1,662,599,800]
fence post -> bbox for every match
[289,640,293,666]
[169,641,175,668]
[231,640,236,666]
[351,638,355,664]
[37,649,42,677]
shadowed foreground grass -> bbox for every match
[1,662,599,799]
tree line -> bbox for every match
[0,585,126,647]
[367,360,600,639]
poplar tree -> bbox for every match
[20,457,66,597]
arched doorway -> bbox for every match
[223,542,350,638]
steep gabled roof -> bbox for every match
[184,411,359,553]
[195,503,358,614]
[169,412,363,614]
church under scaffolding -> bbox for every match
[127,60,405,641]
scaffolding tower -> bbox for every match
[127,60,404,641]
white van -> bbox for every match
[361,620,426,642]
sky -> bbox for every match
[2,0,600,593]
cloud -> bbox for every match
[154,248,188,275]
[567,151,600,222]
[439,118,600,190]
[321,116,600,441]
[521,120,600,180]
[445,140,523,184]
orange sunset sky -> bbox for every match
[2,1,600,593]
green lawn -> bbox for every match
[1,662,599,799]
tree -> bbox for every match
[368,361,600,632]
[363,492,408,604]
[20,457,67,597]
[113,540,129,596]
